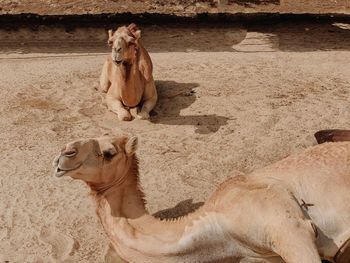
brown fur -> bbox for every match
[100,24,157,121]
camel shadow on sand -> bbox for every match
[151,80,231,134]
[153,199,204,220]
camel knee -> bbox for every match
[136,111,150,120]
[113,107,131,121]
[141,95,157,113]
[118,111,132,121]
[106,99,131,121]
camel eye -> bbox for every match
[64,150,76,157]
[128,41,135,46]
[103,151,116,160]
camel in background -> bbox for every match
[100,24,157,121]
[53,135,350,262]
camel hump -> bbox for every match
[314,129,350,144]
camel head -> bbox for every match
[52,135,138,187]
[107,23,141,65]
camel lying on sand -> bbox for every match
[100,24,157,121]
[53,135,350,262]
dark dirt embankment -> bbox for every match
[0,0,349,16]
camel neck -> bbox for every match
[93,183,188,262]
[91,168,208,262]
[116,49,143,107]
[119,61,137,81]
[96,179,147,219]
[88,156,225,262]
[90,155,146,219]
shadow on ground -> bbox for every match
[153,199,204,219]
[0,21,350,54]
[151,80,231,134]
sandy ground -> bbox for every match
[1,21,350,262]
[0,0,349,15]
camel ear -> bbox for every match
[128,23,141,40]
[107,29,114,46]
[125,136,138,155]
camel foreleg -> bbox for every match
[270,220,321,263]
[137,94,157,120]
[106,96,131,121]
[104,243,128,263]
[100,61,111,93]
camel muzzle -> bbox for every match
[53,163,82,178]
[54,167,68,177]
[52,154,82,178]
[113,59,122,65]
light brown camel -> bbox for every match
[53,135,350,263]
[100,24,157,121]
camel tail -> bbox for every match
[314,129,350,144]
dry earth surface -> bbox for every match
[0,0,349,15]
[1,20,350,262]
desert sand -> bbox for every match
[1,20,350,262]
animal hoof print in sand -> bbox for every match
[39,226,75,261]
